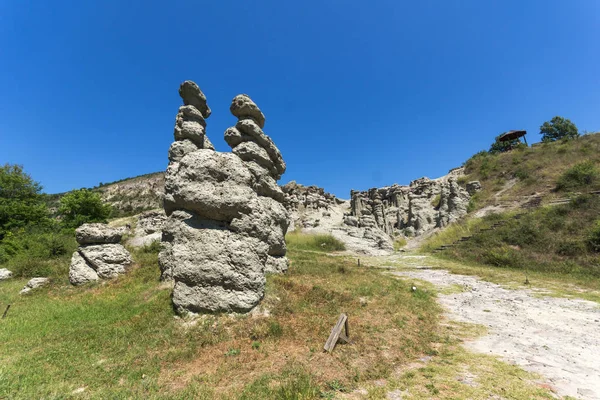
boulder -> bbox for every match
[69,251,100,285]
[178,81,211,118]
[75,223,123,245]
[78,244,132,279]
[466,180,482,195]
[230,94,266,129]
[0,268,13,281]
[20,277,50,294]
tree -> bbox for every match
[489,135,519,154]
[58,189,112,228]
[539,116,579,142]
[0,164,48,239]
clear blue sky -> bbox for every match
[1,1,599,198]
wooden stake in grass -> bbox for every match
[324,313,351,353]
[357,259,360,267]
[2,304,10,319]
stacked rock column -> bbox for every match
[159,83,289,314]
[224,95,290,274]
[69,223,132,285]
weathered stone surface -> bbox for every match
[160,84,289,314]
[230,94,266,129]
[235,119,286,178]
[20,277,49,294]
[69,251,100,286]
[466,180,482,195]
[265,255,289,274]
[160,211,267,313]
[0,268,13,281]
[78,244,132,279]
[75,223,123,245]
[347,168,472,237]
[173,106,215,149]
[179,81,211,118]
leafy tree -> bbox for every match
[540,116,579,142]
[488,135,519,154]
[0,164,48,239]
[58,189,112,228]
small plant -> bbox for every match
[430,194,441,209]
[556,161,599,191]
[393,237,407,251]
[268,321,283,338]
[225,348,240,357]
[251,341,261,350]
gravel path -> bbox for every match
[390,259,600,400]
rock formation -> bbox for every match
[159,82,289,315]
[69,223,132,285]
[0,268,12,281]
[20,277,49,294]
[347,170,472,237]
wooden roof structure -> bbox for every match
[498,130,527,142]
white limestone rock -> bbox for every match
[20,277,50,294]
[75,223,124,245]
[0,268,13,281]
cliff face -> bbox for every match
[346,168,471,237]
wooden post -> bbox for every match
[357,259,360,267]
[2,304,10,319]
[324,313,351,352]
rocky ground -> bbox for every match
[386,254,600,400]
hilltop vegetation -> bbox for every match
[424,132,600,280]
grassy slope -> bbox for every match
[0,234,556,399]
[423,133,600,280]
[462,133,600,210]
[0,238,441,399]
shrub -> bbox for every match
[430,194,441,209]
[556,161,599,191]
[540,116,579,142]
[587,220,600,252]
[556,240,587,256]
[58,189,112,228]
[0,164,49,239]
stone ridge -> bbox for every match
[347,171,476,237]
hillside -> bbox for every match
[423,133,600,279]
[46,172,165,218]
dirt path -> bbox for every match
[386,255,600,400]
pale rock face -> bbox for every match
[159,84,289,314]
[69,251,100,285]
[347,169,473,237]
[70,223,133,286]
[20,277,50,294]
[466,180,482,195]
[79,244,133,279]
[75,223,124,245]
[0,268,13,281]
[230,94,266,129]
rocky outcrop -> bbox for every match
[69,223,132,286]
[20,277,49,294]
[159,82,289,315]
[347,170,472,237]
[466,180,482,195]
[281,181,341,212]
[0,268,12,281]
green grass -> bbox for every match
[285,231,346,252]
[0,236,444,398]
[462,132,600,211]
[422,195,600,280]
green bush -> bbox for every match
[588,220,600,252]
[0,164,49,239]
[556,161,599,191]
[58,189,112,228]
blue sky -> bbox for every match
[1,1,598,198]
